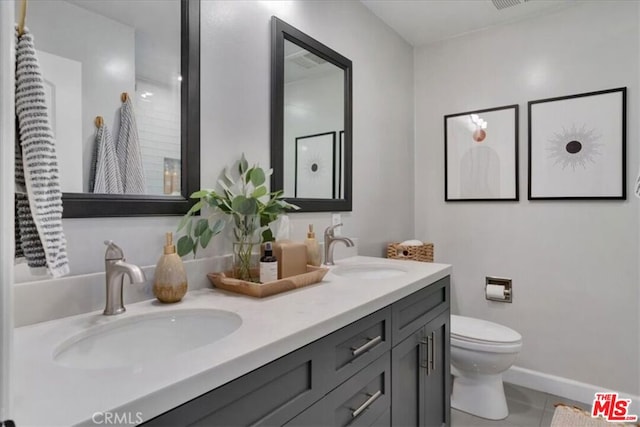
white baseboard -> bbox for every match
[504,365,640,416]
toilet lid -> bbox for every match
[451,315,521,344]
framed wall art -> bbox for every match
[295,131,336,198]
[445,105,519,201]
[528,87,626,200]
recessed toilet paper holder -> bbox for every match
[485,276,512,303]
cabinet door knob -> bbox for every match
[351,335,382,357]
[351,390,382,418]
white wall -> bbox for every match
[414,1,639,396]
[15,0,414,279]
[284,71,344,197]
[38,50,83,193]
[20,0,135,192]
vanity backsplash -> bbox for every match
[14,241,358,327]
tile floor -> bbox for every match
[451,383,590,427]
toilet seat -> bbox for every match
[451,315,522,353]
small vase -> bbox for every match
[232,214,261,282]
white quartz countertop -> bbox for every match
[13,256,451,427]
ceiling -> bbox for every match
[360,0,576,47]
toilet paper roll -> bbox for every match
[486,284,506,300]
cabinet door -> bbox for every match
[391,327,426,427]
[423,310,450,427]
[391,310,451,427]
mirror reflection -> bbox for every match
[283,40,344,199]
[271,16,352,212]
[18,0,181,196]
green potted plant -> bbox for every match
[176,154,298,281]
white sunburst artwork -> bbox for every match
[528,87,626,199]
[546,124,602,171]
[295,131,336,198]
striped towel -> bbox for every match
[14,26,69,278]
[91,122,122,194]
[117,97,146,194]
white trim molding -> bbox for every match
[0,0,15,422]
[505,366,640,416]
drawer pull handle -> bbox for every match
[351,390,383,418]
[351,335,382,357]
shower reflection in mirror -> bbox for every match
[19,0,181,196]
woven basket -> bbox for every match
[387,242,434,263]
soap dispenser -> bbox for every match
[153,232,188,303]
[305,224,322,266]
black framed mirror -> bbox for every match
[59,0,200,217]
[270,17,352,212]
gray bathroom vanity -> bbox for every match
[144,277,450,427]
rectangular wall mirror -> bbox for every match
[17,0,200,217]
[271,17,353,212]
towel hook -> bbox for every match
[120,92,129,103]
[95,116,104,128]
[18,0,28,37]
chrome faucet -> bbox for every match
[324,224,354,266]
[103,241,146,315]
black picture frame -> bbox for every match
[294,131,336,199]
[62,0,200,217]
[444,104,519,202]
[528,87,626,200]
[270,16,352,212]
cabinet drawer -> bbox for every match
[286,353,391,427]
[370,407,390,427]
[142,342,328,427]
[325,307,391,385]
[392,276,449,346]
[323,352,390,427]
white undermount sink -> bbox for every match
[53,309,242,369]
[331,263,408,280]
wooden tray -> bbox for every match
[207,265,329,298]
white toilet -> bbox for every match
[450,315,522,420]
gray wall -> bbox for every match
[414,1,639,395]
[15,0,415,280]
